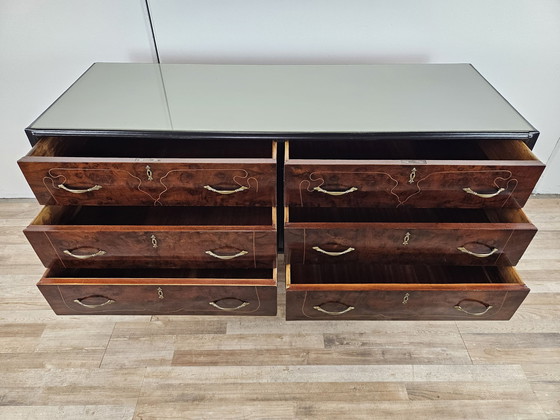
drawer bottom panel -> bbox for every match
[286,264,529,320]
[38,267,277,316]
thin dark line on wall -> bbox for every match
[145,0,161,63]
[157,65,174,129]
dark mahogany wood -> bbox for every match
[25,206,276,269]
[286,264,529,320]
[285,162,544,209]
[285,207,536,266]
[18,137,277,206]
[37,267,277,316]
[285,140,544,209]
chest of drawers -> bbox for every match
[19,135,278,315]
[19,63,544,319]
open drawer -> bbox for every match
[285,139,544,208]
[18,137,277,206]
[286,263,529,320]
[284,207,536,266]
[38,265,277,316]
[25,206,276,269]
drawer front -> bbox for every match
[18,160,276,206]
[286,264,529,320]
[286,288,529,320]
[285,226,535,266]
[27,229,276,269]
[285,162,544,208]
[39,282,277,316]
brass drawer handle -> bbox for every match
[205,250,249,260]
[313,186,358,196]
[209,300,250,311]
[204,185,248,195]
[313,304,355,316]
[74,296,115,308]
[463,187,505,198]
[454,303,493,316]
[63,249,106,259]
[457,246,498,258]
[312,246,355,257]
[58,183,102,194]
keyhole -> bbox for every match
[408,167,417,184]
[402,293,410,305]
[403,232,411,246]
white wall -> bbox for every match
[148,0,560,193]
[2,0,560,196]
[0,0,156,197]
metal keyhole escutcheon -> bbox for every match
[403,232,411,246]
[402,293,410,305]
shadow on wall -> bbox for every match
[535,136,560,193]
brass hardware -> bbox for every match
[313,304,355,316]
[312,246,355,257]
[403,232,411,245]
[74,296,115,308]
[463,187,505,198]
[402,293,410,305]
[209,300,250,311]
[203,185,248,195]
[146,165,153,181]
[205,250,249,260]
[454,303,493,316]
[408,167,417,184]
[58,183,102,194]
[157,287,164,299]
[63,249,106,259]
[151,234,158,248]
[457,246,498,258]
[313,186,358,196]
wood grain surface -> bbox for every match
[25,206,276,269]
[285,207,536,266]
[19,137,277,207]
[1,197,558,419]
[285,140,544,209]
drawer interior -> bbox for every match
[30,136,275,159]
[31,206,275,228]
[287,207,530,224]
[288,264,524,286]
[43,266,275,283]
[287,139,538,161]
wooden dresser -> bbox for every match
[18,63,544,319]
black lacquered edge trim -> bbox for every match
[25,128,538,148]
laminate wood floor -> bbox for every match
[1,197,559,419]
